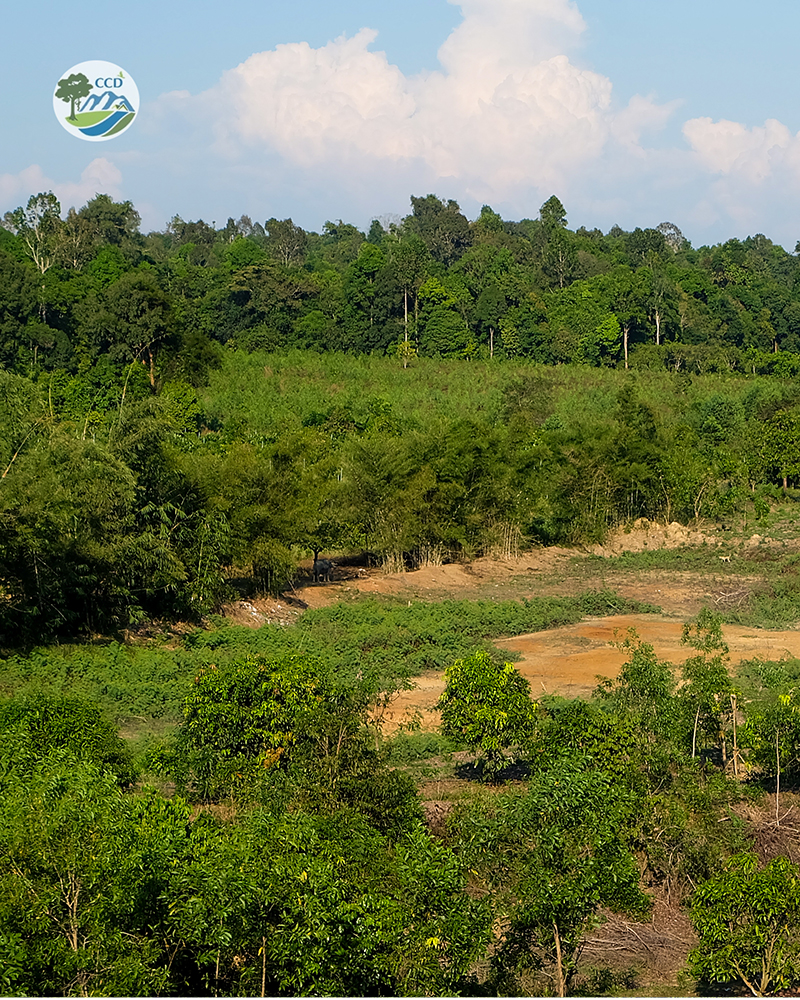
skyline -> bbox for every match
[3,1,800,247]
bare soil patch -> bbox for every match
[382,615,800,733]
[587,518,720,556]
[221,595,306,627]
[221,526,800,736]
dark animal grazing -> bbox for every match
[313,558,334,583]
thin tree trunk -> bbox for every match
[731,694,739,778]
[776,729,781,827]
[692,706,700,758]
[261,936,266,997]
[655,309,661,346]
[623,324,629,369]
[553,921,566,997]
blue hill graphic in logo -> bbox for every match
[53,60,139,142]
[79,91,134,113]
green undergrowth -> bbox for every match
[735,655,800,706]
[385,732,459,769]
[0,591,656,743]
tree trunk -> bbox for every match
[692,705,700,758]
[623,324,629,369]
[731,694,739,778]
[553,921,566,997]
[776,729,781,827]
[490,326,494,359]
[261,936,266,997]
[655,309,661,346]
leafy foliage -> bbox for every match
[689,853,800,997]
[438,650,538,778]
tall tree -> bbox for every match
[54,72,92,122]
[407,195,472,266]
[3,193,63,277]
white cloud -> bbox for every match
[137,0,800,245]
[677,116,800,238]
[177,0,670,211]
[0,158,122,214]
[683,116,798,183]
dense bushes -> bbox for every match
[2,606,800,994]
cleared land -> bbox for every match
[223,518,800,732]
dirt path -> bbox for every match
[381,613,800,732]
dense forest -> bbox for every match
[3,189,800,640]
[4,191,800,997]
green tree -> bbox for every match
[0,694,135,785]
[437,650,538,779]
[0,751,175,996]
[473,281,507,357]
[680,609,734,762]
[171,654,385,801]
[540,195,567,230]
[389,232,429,344]
[3,192,63,277]
[264,217,307,266]
[689,853,800,997]
[163,810,488,997]
[407,194,472,266]
[744,692,800,823]
[464,755,648,996]
[55,72,92,122]
[80,269,175,383]
[596,628,675,736]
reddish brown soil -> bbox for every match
[220,523,798,734]
[380,615,800,733]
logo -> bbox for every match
[53,60,139,141]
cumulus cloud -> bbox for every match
[186,0,670,210]
[0,158,122,213]
[7,0,800,249]
[677,116,800,237]
[683,117,800,183]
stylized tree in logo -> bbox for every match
[55,73,92,122]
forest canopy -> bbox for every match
[2,190,800,641]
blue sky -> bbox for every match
[3,0,800,248]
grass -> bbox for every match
[576,546,730,573]
[201,349,800,443]
[0,591,655,744]
[578,537,800,630]
[735,656,800,705]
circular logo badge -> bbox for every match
[53,60,139,141]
